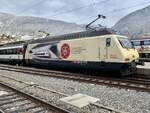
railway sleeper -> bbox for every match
[2,101,31,110]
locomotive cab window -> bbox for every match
[118,37,133,49]
[106,38,111,47]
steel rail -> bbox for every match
[0,81,70,113]
[0,76,129,113]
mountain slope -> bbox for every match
[0,12,85,37]
[113,5,150,38]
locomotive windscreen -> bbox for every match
[118,37,133,49]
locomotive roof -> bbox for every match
[29,28,116,44]
[0,44,24,49]
[131,38,150,41]
[0,41,26,47]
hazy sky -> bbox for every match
[0,0,150,27]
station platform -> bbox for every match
[137,62,150,75]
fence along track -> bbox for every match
[0,64,149,92]
[0,82,69,113]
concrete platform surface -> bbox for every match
[137,62,150,75]
[137,62,150,69]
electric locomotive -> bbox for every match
[24,28,139,75]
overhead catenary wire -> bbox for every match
[91,0,96,9]
[1,0,48,36]
[3,0,150,25]
[77,1,150,24]
[46,0,111,18]
[106,1,150,15]
[1,0,110,36]
[8,0,46,24]
[1,0,150,37]
[18,0,47,14]
[0,0,112,29]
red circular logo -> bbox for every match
[61,43,70,59]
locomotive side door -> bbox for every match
[99,38,107,61]
[106,38,111,60]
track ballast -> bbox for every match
[0,64,149,92]
[0,80,69,113]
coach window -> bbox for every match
[9,49,11,54]
[7,49,9,54]
[4,50,6,54]
[9,49,12,54]
[13,49,16,54]
[0,50,2,54]
[7,49,10,54]
[1,50,3,55]
[10,49,12,54]
[3,50,6,54]
[3,49,6,54]
[8,49,10,54]
[0,50,3,54]
[144,40,150,45]
[132,41,140,46]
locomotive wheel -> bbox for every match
[120,66,131,77]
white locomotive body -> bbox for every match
[25,30,139,75]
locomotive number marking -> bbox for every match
[61,43,70,59]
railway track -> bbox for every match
[0,80,69,113]
[0,65,131,113]
[0,64,149,92]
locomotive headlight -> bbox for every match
[132,55,135,58]
[125,58,130,61]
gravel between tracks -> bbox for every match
[0,69,149,113]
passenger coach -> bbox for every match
[131,38,150,59]
[0,42,26,64]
